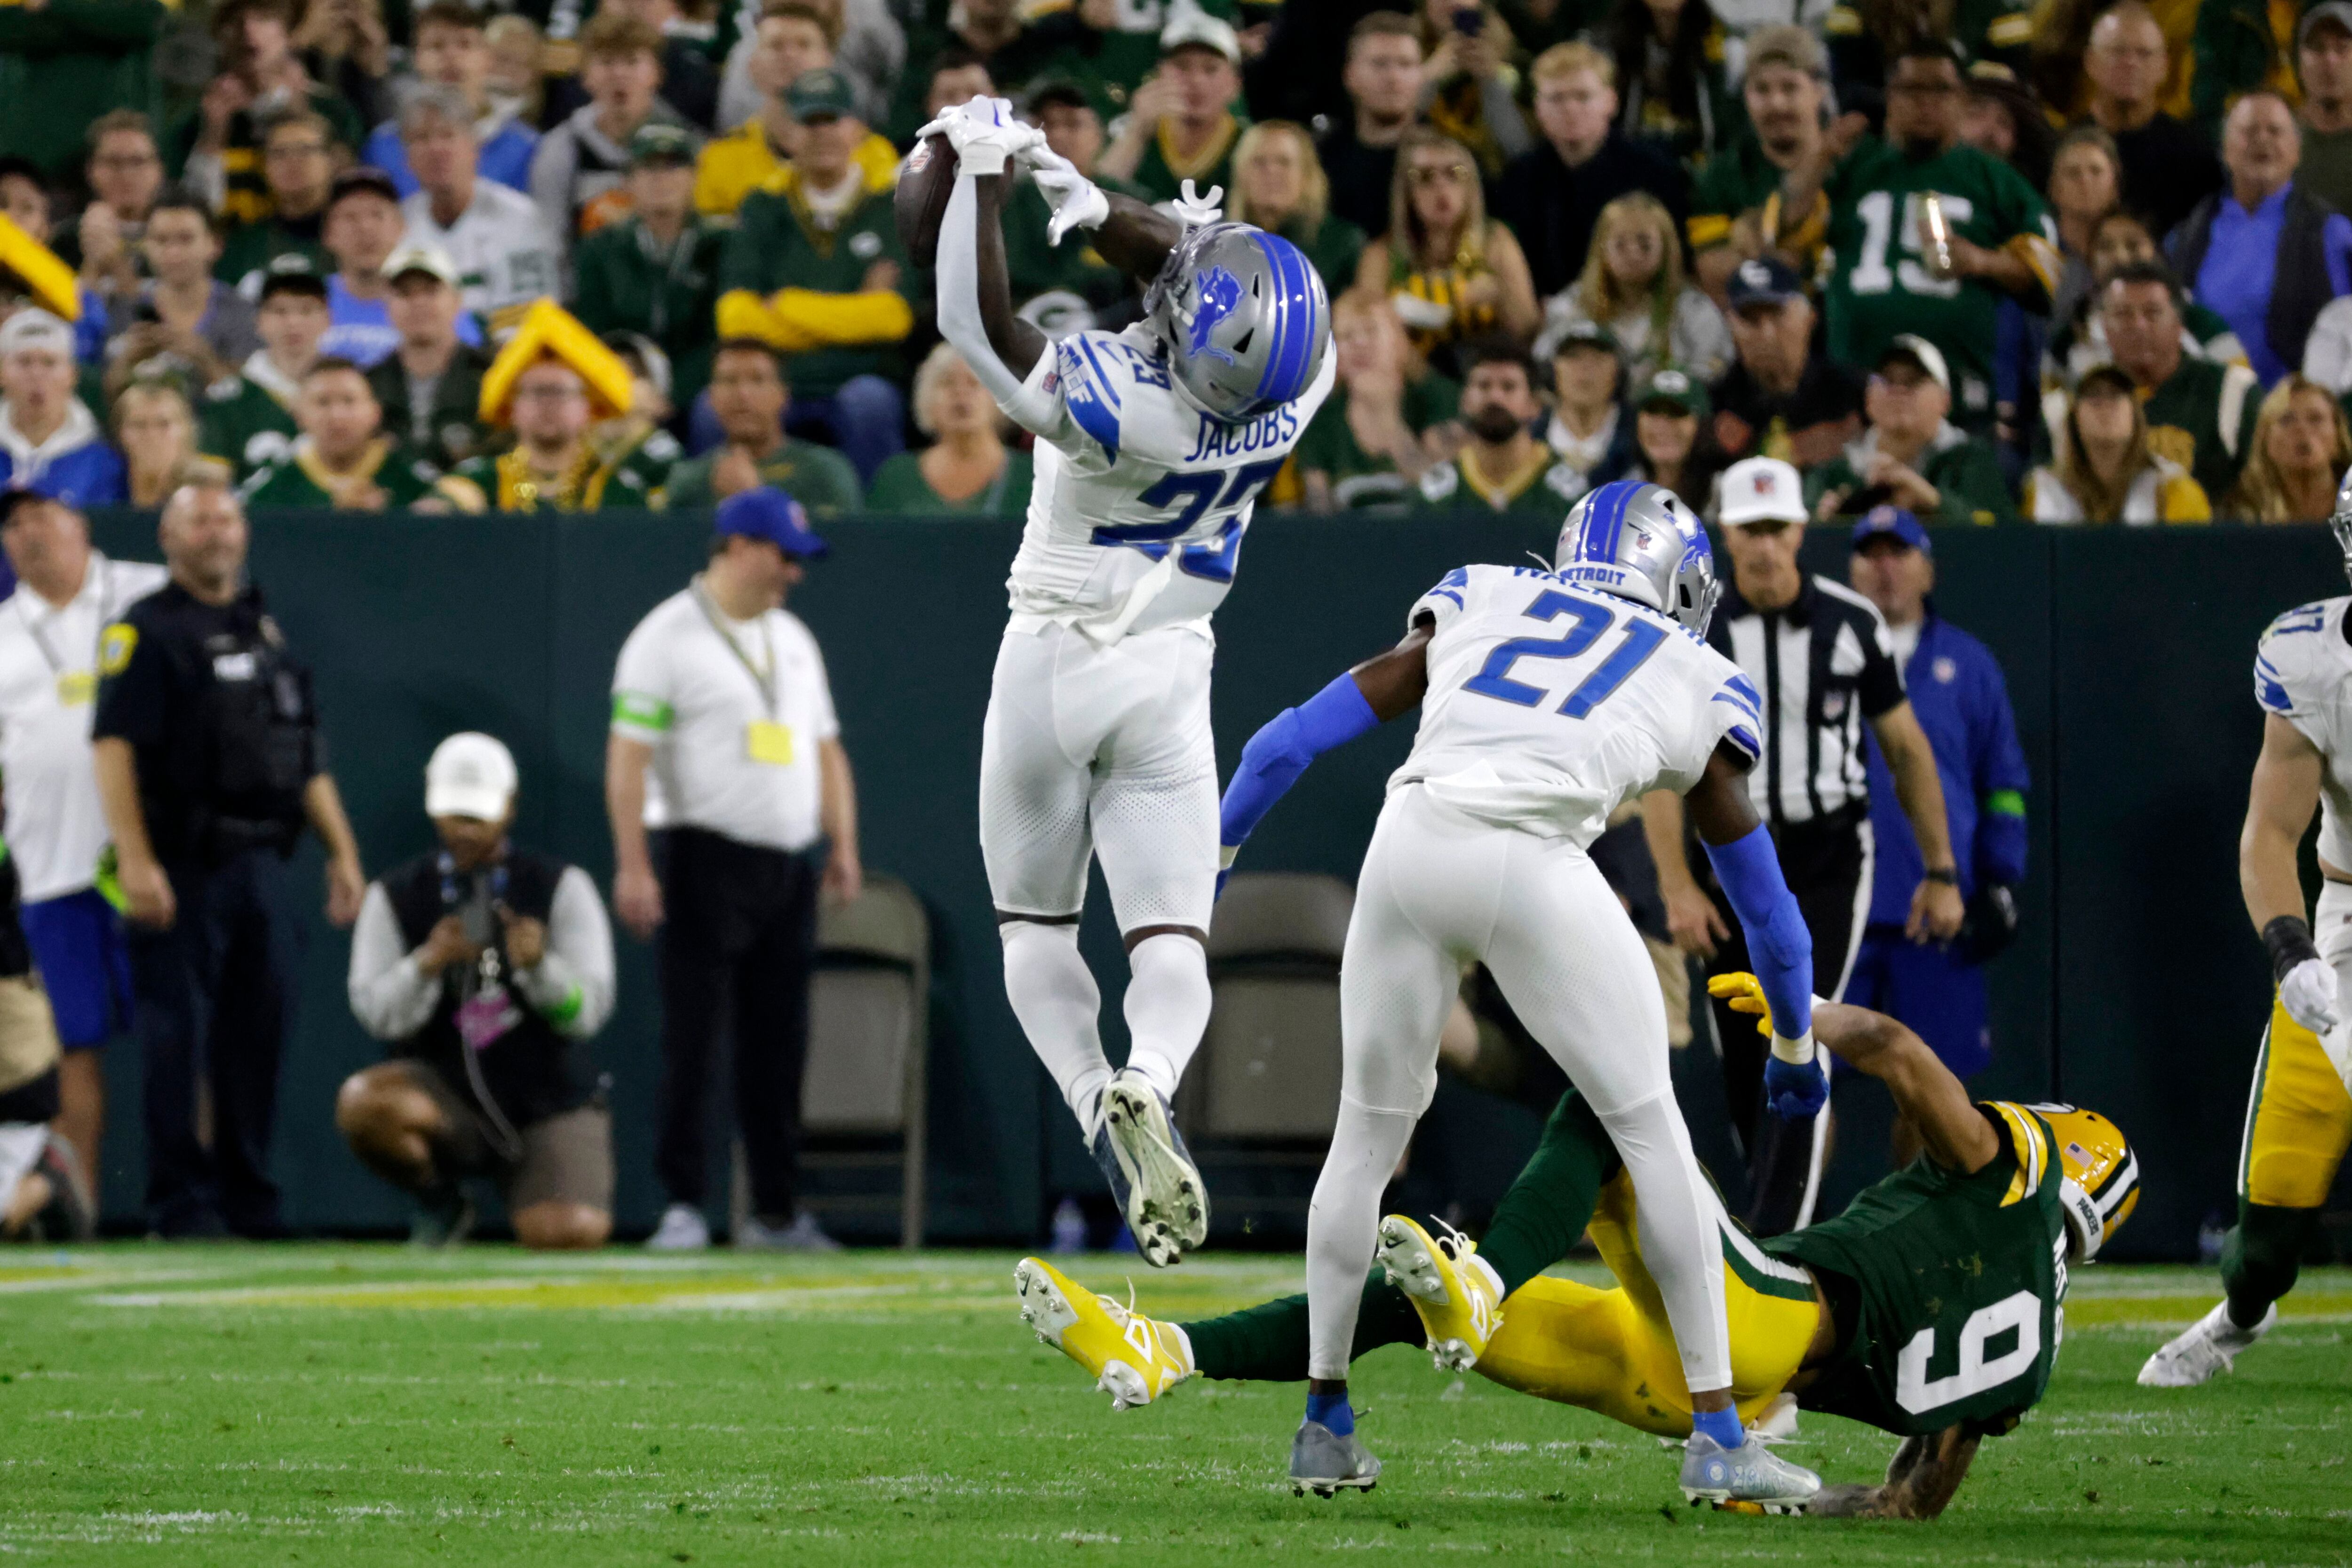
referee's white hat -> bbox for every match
[1718,456,1807,527]
[425,732,518,822]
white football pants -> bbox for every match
[1306,784,1734,1394]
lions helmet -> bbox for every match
[1144,222,1329,422]
[1989,1101,2140,1261]
[2331,466,2352,581]
[1554,480,1721,635]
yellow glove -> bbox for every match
[1706,971,1775,1037]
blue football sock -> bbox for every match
[1690,1406,1744,1449]
[1304,1390,1354,1437]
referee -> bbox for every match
[605,487,862,1254]
[1643,456,1963,1235]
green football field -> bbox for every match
[0,1247,2345,1566]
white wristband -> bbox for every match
[1770,1029,1817,1066]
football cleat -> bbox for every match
[1375,1214,1505,1371]
[1101,1070,1208,1267]
[1013,1256,1195,1410]
[1678,1432,1821,1513]
[2137,1300,2278,1387]
[1289,1419,1381,1497]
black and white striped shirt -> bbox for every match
[1708,575,1906,828]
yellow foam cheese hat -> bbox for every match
[478,298,633,425]
[0,215,79,323]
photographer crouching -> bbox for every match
[338,733,616,1248]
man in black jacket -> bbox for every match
[1494,42,1687,300]
[337,732,616,1249]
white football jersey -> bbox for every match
[1003,324,1337,644]
[1391,563,1762,844]
[2256,595,2352,871]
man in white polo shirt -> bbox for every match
[0,479,168,1186]
[606,486,861,1252]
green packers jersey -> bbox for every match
[198,374,299,480]
[1820,138,2058,423]
[1765,1103,2069,1437]
[240,442,449,509]
[1687,134,1786,254]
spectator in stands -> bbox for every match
[176,0,366,227]
[666,341,862,514]
[917,50,998,132]
[1686,26,1830,299]
[1607,0,1739,169]
[1825,0,2033,107]
[200,259,326,480]
[594,0,722,132]
[341,732,615,1249]
[698,1,897,220]
[1962,68,2057,198]
[1225,123,1364,300]
[1609,366,1719,513]
[291,0,393,132]
[216,111,338,299]
[2049,210,2248,384]
[591,333,686,491]
[2081,2,2220,244]
[444,323,670,511]
[367,245,491,475]
[1536,190,1732,388]
[0,0,168,185]
[532,13,690,256]
[2173,91,2352,388]
[362,2,540,200]
[1097,13,1248,204]
[401,86,564,333]
[105,193,261,381]
[321,167,421,367]
[0,312,122,505]
[576,126,727,415]
[0,162,52,247]
[2192,0,2297,135]
[485,16,547,131]
[1317,13,1422,239]
[1785,41,2058,431]
[2099,262,2262,503]
[866,344,1033,516]
[2023,361,2212,523]
[72,113,164,301]
[242,358,470,509]
[113,381,201,507]
[715,70,910,486]
[0,484,168,1187]
[1542,320,1633,499]
[1412,0,1532,180]
[883,0,1025,145]
[1709,255,1865,468]
[719,0,903,134]
[1494,44,1687,304]
[1296,290,1458,513]
[2228,372,2352,521]
[1806,336,2016,524]
[1415,340,1584,517]
[1357,129,1539,375]
[2300,5,2352,216]
[2045,127,2122,333]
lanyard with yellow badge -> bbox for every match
[691,579,794,766]
[18,559,111,709]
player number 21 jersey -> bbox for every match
[1002,324,1336,644]
[1388,563,1763,846]
[2256,595,2352,873]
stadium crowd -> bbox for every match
[0,0,2336,1248]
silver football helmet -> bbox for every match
[1144,222,1329,421]
[1553,481,1721,635]
[2332,466,2352,580]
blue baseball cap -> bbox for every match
[1851,504,1931,555]
[0,471,74,527]
[715,485,828,559]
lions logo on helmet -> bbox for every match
[1554,480,1722,634]
[1147,222,1330,421]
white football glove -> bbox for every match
[1020,143,1111,246]
[1170,178,1224,228]
[915,95,1042,177]
[2280,954,2343,1036]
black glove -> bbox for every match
[1957,883,2018,965]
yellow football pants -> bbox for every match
[1471,1172,1826,1437]
[2240,999,2352,1210]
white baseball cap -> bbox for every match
[1880,333,1951,395]
[424,732,518,822]
[1718,456,1808,527]
[0,309,73,360]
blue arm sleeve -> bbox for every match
[1703,823,1813,1038]
[1219,673,1381,850]
[1971,657,2030,889]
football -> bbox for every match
[895,131,956,270]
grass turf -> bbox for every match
[0,1247,2344,1565]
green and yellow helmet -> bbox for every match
[1991,1102,2139,1260]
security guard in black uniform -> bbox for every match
[89,475,366,1238]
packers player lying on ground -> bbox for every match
[1015,979,2140,1518]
